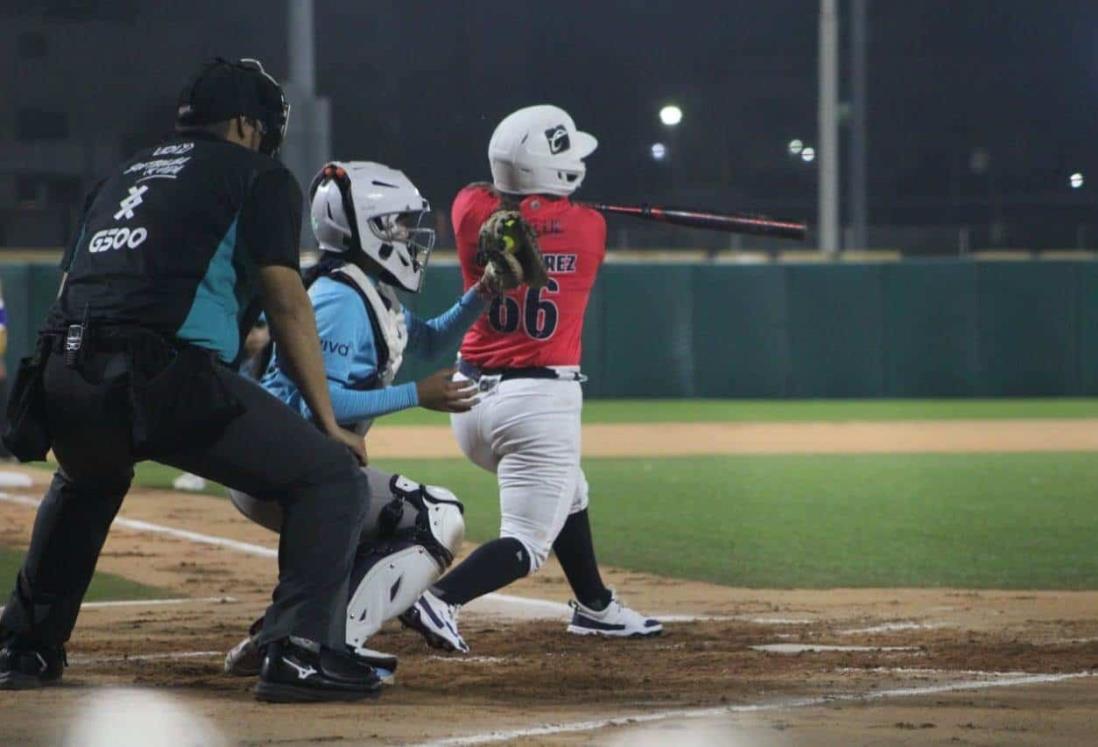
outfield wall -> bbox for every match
[4,259,1093,398]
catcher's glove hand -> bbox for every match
[477,210,549,292]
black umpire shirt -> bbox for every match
[51,131,302,365]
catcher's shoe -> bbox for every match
[399,590,469,653]
[0,639,66,690]
[353,648,397,686]
[225,616,264,677]
[227,618,399,684]
[255,637,381,703]
[566,594,663,638]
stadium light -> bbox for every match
[650,142,668,161]
[1070,172,1085,189]
[659,105,683,127]
[788,139,804,156]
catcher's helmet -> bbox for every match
[488,105,598,196]
[309,161,436,293]
[177,57,290,157]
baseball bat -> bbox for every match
[581,202,808,240]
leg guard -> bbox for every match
[345,475,464,654]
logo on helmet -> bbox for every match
[545,125,570,154]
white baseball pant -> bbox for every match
[450,370,589,573]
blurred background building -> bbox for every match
[2,0,1097,255]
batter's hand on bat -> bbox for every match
[417,368,479,413]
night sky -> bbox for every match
[5,0,1098,247]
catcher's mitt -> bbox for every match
[477,210,549,291]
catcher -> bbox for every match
[223,160,544,679]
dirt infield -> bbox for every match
[369,418,1098,458]
[0,420,1096,745]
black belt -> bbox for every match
[43,324,173,355]
[457,359,582,382]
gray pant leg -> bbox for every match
[230,466,419,541]
[158,369,368,650]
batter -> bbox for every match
[401,105,662,653]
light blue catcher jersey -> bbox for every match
[262,266,486,430]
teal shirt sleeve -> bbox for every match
[405,288,487,361]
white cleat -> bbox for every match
[224,617,264,676]
[224,633,262,677]
[566,594,663,638]
[172,472,208,492]
[399,590,469,653]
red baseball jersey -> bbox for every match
[453,184,606,368]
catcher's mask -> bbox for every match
[177,57,290,157]
[309,161,436,293]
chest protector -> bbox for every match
[327,263,408,387]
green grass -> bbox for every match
[130,462,227,497]
[29,460,228,498]
[0,545,170,602]
[110,396,1098,590]
[380,398,1098,425]
[379,453,1098,590]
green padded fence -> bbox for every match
[4,259,1095,398]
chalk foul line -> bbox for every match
[0,493,717,622]
[409,671,1095,746]
[0,492,278,558]
[71,650,222,665]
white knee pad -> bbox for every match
[345,476,464,654]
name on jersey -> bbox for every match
[321,339,352,357]
[542,254,577,273]
[124,156,190,181]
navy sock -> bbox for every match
[552,509,612,611]
[431,537,530,606]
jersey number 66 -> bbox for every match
[488,278,559,340]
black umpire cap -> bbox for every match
[177,57,290,156]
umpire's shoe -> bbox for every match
[0,639,66,690]
[255,637,381,703]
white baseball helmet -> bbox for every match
[309,161,436,293]
[488,105,598,196]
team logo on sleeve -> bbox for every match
[545,125,570,154]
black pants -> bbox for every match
[0,348,368,650]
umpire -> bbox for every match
[0,59,380,703]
